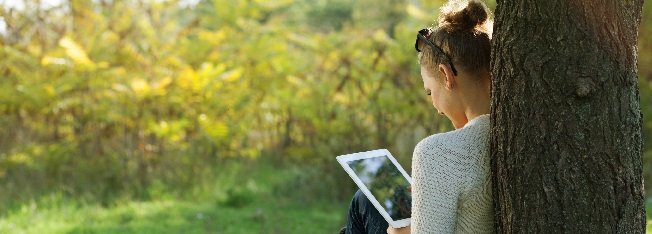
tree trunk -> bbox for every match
[490,0,645,233]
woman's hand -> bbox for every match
[387,225,411,234]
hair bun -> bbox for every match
[439,0,488,31]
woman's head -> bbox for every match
[415,0,492,128]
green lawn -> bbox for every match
[0,196,347,234]
[0,161,350,234]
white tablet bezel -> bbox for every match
[336,149,412,228]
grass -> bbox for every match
[0,160,351,234]
[647,201,652,233]
[0,196,347,234]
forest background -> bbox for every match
[0,0,651,233]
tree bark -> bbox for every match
[490,0,645,233]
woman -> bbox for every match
[344,0,494,233]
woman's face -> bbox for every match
[420,65,464,125]
[420,65,448,115]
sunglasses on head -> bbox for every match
[415,28,458,76]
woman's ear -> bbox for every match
[438,64,456,90]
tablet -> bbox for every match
[337,149,412,228]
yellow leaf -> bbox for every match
[157,77,173,88]
[153,77,172,96]
[179,68,202,92]
[198,114,229,139]
[113,67,127,77]
[211,122,229,138]
[44,85,55,96]
[198,30,227,46]
[7,152,33,167]
[59,36,96,69]
[110,81,128,95]
[148,120,188,143]
[334,93,349,104]
[221,68,243,82]
[101,31,120,44]
[98,61,110,68]
[242,149,259,159]
[287,75,303,86]
[41,56,69,66]
[27,43,41,56]
[130,78,150,98]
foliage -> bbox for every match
[0,0,456,211]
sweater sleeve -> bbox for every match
[410,137,466,234]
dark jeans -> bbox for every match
[345,190,389,234]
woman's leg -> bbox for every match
[345,190,389,234]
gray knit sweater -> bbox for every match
[410,114,493,233]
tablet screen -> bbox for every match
[347,155,411,220]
